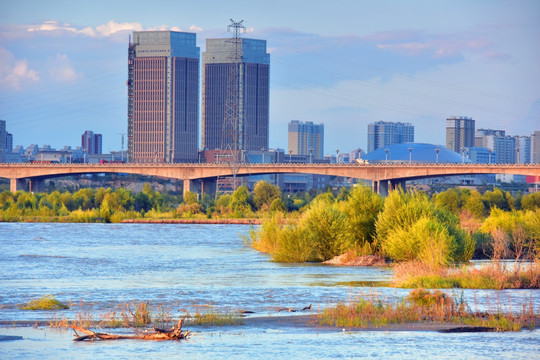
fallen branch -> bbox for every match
[72,319,191,341]
[277,304,312,313]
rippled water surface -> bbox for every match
[1,223,539,359]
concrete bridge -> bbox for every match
[1,162,539,195]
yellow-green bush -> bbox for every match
[376,189,474,266]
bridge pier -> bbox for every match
[183,179,217,195]
[200,179,216,195]
[390,179,406,192]
[10,178,26,193]
[28,178,46,193]
[371,180,378,194]
[183,180,192,195]
[378,180,389,196]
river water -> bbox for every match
[0,223,539,359]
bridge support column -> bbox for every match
[183,179,192,195]
[28,178,45,193]
[389,179,406,192]
[183,179,217,195]
[10,178,26,193]
[378,180,389,196]
[200,179,216,195]
[371,180,378,194]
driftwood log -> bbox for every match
[277,304,312,312]
[71,319,190,341]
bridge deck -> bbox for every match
[1,163,539,194]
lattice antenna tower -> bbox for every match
[219,19,246,190]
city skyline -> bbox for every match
[1,0,539,154]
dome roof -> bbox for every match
[362,143,470,163]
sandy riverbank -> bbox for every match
[0,315,504,333]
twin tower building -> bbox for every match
[127,30,270,163]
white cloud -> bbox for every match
[48,53,82,83]
[27,20,77,34]
[189,25,203,32]
[24,20,204,39]
[366,29,508,60]
[94,20,143,37]
[0,47,40,90]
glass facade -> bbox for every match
[128,31,200,163]
[202,38,270,152]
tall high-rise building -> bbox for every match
[201,37,269,152]
[128,31,199,163]
[81,130,102,155]
[446,116,475,153]
[288,120,324,160]
[367,121,414,153]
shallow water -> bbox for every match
[0,223,539,358]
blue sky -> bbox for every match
[1,0,539,154]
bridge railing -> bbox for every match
[0,162,538,167]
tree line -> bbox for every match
[1,181,539,268]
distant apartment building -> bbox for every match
[474,128,505,150]
[514,136,531,164]
[531,130,540,164]
[81,130,102,155]
[446,116,475,153]
[0,120,6,161]
[288,120,324,160]
[468,147,495,164]
[494,135,516,164]
[367,121,414,153]
[349,148,363,163]
[202,37,269,152]
[128,31,200,163]
[6,133,12,153]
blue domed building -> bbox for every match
[362,143,470,163]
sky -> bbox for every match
[1,0,539,155]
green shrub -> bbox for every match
[377,189,474,266]
[272,225,313,263]
[339,185,383,250]
[301,200,351,261]
[19,295,69,310]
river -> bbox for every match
[1,223,538,359]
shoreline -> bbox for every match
[0,315,526,333]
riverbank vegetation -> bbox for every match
[247,185,539,289]
[2,182,539,288]
[319,288,538,331]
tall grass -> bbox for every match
[319,289,538,331]
[184,306,244,326]
[392,261,540,289]
[48,301,174,329]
